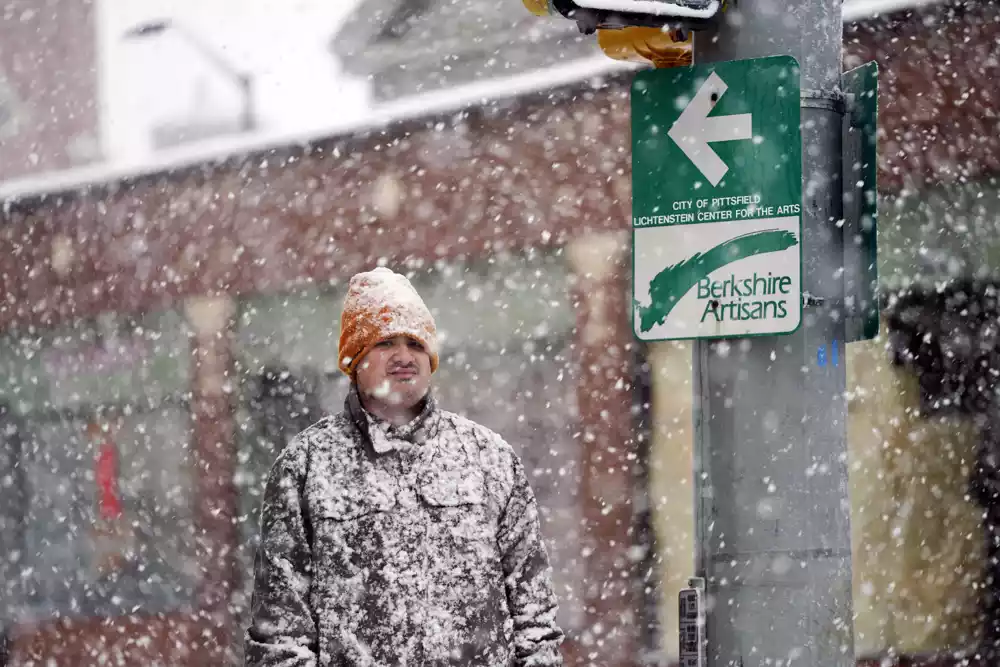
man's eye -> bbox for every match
[408,341,424,351]
[376,340,392,348]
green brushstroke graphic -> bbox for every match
[636,229,798,333]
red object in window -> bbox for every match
[95,438,123,520]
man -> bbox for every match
[245,267,564,666]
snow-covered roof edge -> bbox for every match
[0,0,948,205]
[0,56,636,206]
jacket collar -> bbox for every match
[346,384,439,455]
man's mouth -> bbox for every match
[389,369,417,379]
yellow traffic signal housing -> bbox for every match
[522,0,552,16]
[597,26,692,68]
[521,0,710,67]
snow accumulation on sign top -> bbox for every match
[572,0,721,18]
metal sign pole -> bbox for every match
[693,2,854,666]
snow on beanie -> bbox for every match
[338,267,439,376]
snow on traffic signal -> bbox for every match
[523,0,722,33]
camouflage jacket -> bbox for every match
[244,387,564,667]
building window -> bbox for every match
[0,309,198,624]
[0,75,21,139]
[375,0,433,42]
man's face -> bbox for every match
[355,335,432,409]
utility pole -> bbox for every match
[522,1,855,664]
[693,3,854,666]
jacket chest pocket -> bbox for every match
[314,470,397,573]
[418,467,495,547]
[319,482,396,521]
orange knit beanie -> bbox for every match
[338,267,439,376]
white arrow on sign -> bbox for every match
[668,71,753,187]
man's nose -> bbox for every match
[392,341,415,363]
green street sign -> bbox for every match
[631,55,802,342]
[842,61,879,343]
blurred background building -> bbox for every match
[0,1,101,180]
[1,0,999,666]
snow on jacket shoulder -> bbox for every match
[244,389,564,667]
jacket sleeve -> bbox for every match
[244,438,318,667]
[497,452,565,667]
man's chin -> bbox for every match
[382,381,427,406]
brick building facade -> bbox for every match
[0,1,997,666]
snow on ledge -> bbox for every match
[0,0,949,205]
[843,0,947,23]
